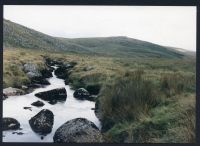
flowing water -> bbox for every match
[3,66,101,142]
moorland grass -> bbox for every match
[3,48,196,143]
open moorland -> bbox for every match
[3,19,196,143]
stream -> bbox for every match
[3,66,101,142]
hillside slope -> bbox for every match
[4,19,191,59]
[3,20,93,54]
[61,37,186,58]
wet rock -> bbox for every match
[28,84,43,89]
[54,61,76,79]
[47,66,55,72]
[64,78,70,85]
[31,100,45,107]
[3,87,25,96]
[35,88,67,104]
[3,118,20,131]
[29,109,54,135]
[31,77,50,85]
[23,107,32,111]
[73,88,90,100]
[41,68,53,78]
[54,66,69,79]
[3,93,8,100]
[12,132,24,135]
[45,58,56,66]
[53,118,103,143]
[48,100,57,105]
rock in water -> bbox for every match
[31,76,50,85]
[54,66,69,79]
[3,87,25,96]
[31,100,45,107]
[53,118,103,143]
[73,88,90,100]
[41,68,53,78]
[3,118,20,131]
[35,88,67,104]
[23,107,32,111]
[3,93,8,100]
[29,109,54,135]
[64,78,70,85]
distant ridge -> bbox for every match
[3,19,192,58]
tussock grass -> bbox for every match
[160,72,195,96]
[3,47,196,143]
[105,94,195,143]
[99,70,159,131]
[3,48,46,88]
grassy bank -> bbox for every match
[3,48,47,88]
[3,48,196,143]
[99,71,195,143]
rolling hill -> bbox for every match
[3,19,93,54]
[3,19,193,58]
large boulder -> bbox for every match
[23,63,41,78]
[23,63,51,85]
[3,118,20,131]
[26,71,41,79]
[29,109,54,135]
[73,88,90,100]
[31,100,45,107]
[53,118,103,143]
[31,76,50,85]
[3,87,24,96]
[23,63,38,73]
[35,88,67,104]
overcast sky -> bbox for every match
[4,6,196,51]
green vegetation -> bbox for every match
[3,48,195,143]
[99,72,195,143]
[3,49,47,88]
[3,19,196,143]
[4,19,193,59]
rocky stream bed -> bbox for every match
[3,59,102,143]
